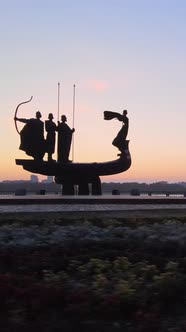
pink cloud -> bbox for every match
[87,80,109,92]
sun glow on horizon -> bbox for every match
[1,1,186,182]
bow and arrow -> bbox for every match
[14,96,33,134]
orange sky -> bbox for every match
[1,1,186,183]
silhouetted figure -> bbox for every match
[104,109,129,154]
[57,115,75,163]
[45,113,57,161]
[14,111,46,160]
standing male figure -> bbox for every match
[45,113,57,161]
[57,115,75,163]
[14,111,46,160]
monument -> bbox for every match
[15,96,131,195]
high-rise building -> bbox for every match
[46,176,53,183]
[30,175,39,183]
[41,176,53,184]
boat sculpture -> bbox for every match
[15,97,131,195]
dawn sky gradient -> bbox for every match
[1,0,186,182]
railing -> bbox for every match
[112,189,186,197]
[130,190,186,197]
[0,190,61,196]
[0,190,186,197]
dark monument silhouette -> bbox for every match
[57,115,75,163]
[14,97,46,160]
[104,109,129,155]
[45,113,57,162]
[15,97,131,195]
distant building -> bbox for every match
[41,176,53,184]
[30,175,39,183]
[47,176,53,183]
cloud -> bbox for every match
[87,80,109,92]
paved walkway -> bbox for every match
[0,203,186,213]
[1,194,186,204]
[1,194,186,216]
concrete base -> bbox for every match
[55,175,102,195]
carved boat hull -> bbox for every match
[15,150,131,178]
[15,143,131,195]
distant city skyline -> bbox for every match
[1,176,186,185]
[1,1,186,183]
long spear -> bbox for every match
[72,84,76,161]
[57,82,61,162]
[57,82,60,122]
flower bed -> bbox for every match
[1,214,186,331]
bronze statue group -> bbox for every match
[14,112,75,163]
[14,108,129,162]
